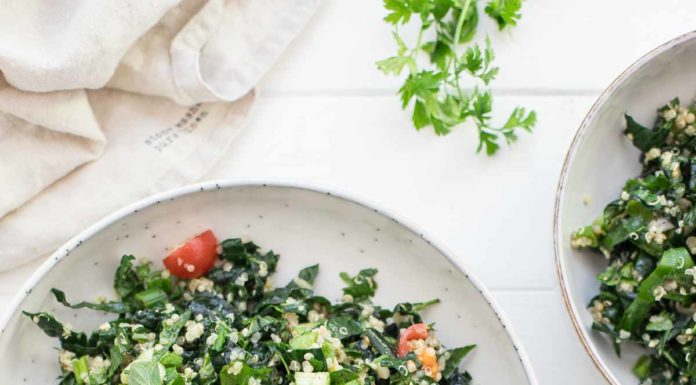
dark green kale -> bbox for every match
[26,238,474,385]
[573,98,696,384]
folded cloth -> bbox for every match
[0,0,320,271]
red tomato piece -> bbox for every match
[397,323,429,357]
[163,230,218,279]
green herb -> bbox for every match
[51,288,131,314]
[442,345,476,378]
[339,268,377,301]
[73,356,90,385]
[26,237,475,385]
[134,288,169,308]
[484,0,522,29]
[378,0,535,155]
[128,361,162,385]
[572,98,696,384]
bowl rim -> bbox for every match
[0,178,537,385]
[554,30,696,385]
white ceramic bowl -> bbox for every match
[555,31,696,385]
[0,180,535,384]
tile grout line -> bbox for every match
[257,88,603,99]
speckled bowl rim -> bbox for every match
[554,31,696,385]
[0,179,537,385]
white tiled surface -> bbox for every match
[3,2,696,384]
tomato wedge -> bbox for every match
[163,230,218,279]
[397,323,429,357]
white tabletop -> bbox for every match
[2,1,696,384]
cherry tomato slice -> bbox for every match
[163,230,218,279]
[397,322,429,357]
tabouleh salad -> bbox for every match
[26,230,476,385]
[572,98,696,384]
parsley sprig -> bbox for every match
[378,0,535,155]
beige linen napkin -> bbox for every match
[0,0,320,271]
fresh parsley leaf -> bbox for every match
[412,100,432,129]
[484,0,523,30]
[399,71,443,108]
[477,130,500,156]
[377,56,415,76]
[379,0,534,155]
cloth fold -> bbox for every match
[0,0,320,271]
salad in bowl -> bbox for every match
[26,230,475,385]
[572,98,696,384]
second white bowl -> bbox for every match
[556,31,696,385]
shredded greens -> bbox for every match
[572,98,696,384]
[26,237,475,385]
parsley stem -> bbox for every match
[408,28,425,76]
[415,27,424,53]
[448,1,472,101]
[454,0,473,45]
